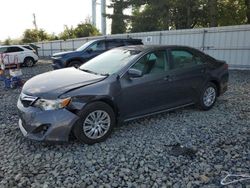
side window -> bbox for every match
[7,47,24,53]
[131,50,169,75]
[23,46,33,50]
[106,41,124,50]
[89,41,106,52]
[0,47,8,53]
[125,40,142,45]
[170,49,205,70]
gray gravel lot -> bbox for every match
[0,60,249,188]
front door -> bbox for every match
[118,50,176,119]
[6,47,24,65]
[83,41,106,61]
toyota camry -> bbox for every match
[17,45,229,144]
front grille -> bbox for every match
[20,93,38,107]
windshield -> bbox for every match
[76,40,96,51]
[79,48,141,75]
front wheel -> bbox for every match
[68,61,82,68]
[198,82,217,111]
[73,102,115,144]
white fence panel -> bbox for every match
[36,25,250,69]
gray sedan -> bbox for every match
[17,45,229,144]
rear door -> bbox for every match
[167,47,208,104]
[5,47,24,65]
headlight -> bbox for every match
[52,56,62,59]
[33,98,71,111]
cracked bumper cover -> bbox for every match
[17,98,79,142]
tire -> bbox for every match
[198,82,218,111]
[24,57,35,67]
[73,102,115,144]
[68,61,82,68]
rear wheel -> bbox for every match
[73,102,115,144]
[68,61,82,68]
[198,82,217,110]
[24,57,35,67]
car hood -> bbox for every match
[52,51,80,57]
[22,68,107,98]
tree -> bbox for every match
[109,0,249,32]
[22,29,50,43]
[105,0,131,34]
[59,22,100,40]
[3,38,12,45]
[217,0,247,26]
[74,23,100,38]
[59,25,76,40]
[22,29,39,43]
[245,0,250,23]
[208,0,218,27]
[170,0,204,29]
[130,0,204,31]
[130,5,164,32]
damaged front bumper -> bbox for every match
[17,98,79,142]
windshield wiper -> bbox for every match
[80,69,98,75]
[100,73,109,76]
[80,69,109,76]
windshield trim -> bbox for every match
[118,51,147,78]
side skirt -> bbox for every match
[123,103,194,122]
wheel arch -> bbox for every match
[209,79,220,96]
[97,98,119,118]
[66,58,85,67]
[24,56,35,62]
[68,97,120,141]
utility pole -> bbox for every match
[92,0,97,26]
[33,13,38,30]
[101,0,106,35]
[92,0,106,35]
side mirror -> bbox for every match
[127,68,143,78]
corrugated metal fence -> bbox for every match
[36,24,250,69]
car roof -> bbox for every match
[120,45,198,52]
[0,45,24,48]
[91,38,142,42]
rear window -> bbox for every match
[106,41,124,50]
[125,40,143,45]
[23,46,33,50]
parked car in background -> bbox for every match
[51,38,143,69]
[18,45,228,144]
[22,45,38,55]
[0,45,39,67]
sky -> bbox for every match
[0,0,111,41]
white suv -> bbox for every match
[0,45,39,67]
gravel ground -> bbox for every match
[0,60,249,188]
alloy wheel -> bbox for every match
[203,87,216,107]
[26,59,34,67]
[83,110,111,139]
